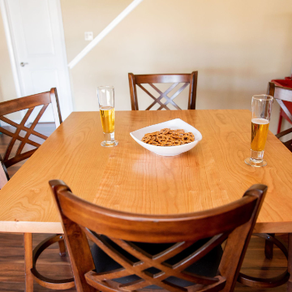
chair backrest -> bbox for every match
[50,180,266,292]
[0,88,62,171]
[268,82,292,151]
[128,72,198,110]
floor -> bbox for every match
[0,233,289,291]
[0,124,289,291]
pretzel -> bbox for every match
[141,129,195,146]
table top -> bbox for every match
[1,110,292,234]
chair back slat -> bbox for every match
[50,180,266,292]
[129,72,198,110]
[134,74,194,84]
[0,94,51,115]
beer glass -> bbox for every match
[97,86,118,147]
[245,94,273,167]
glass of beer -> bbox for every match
[245,94,273,167]
[97,86,118,147]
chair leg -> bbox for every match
[31,234,74,289]
[277,112,283,134]
[264,233,275,260]
[238,233,289,288]
[24,233,34,292]
[58,235,66,256]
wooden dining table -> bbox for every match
[1,109,292,291]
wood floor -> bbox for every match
[0,124,289,291]
[0,233,289,291]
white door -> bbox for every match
[2,0,73,121]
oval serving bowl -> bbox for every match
[130,118,202,156]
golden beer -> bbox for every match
[251,118,269,151]
[100,106,115,133]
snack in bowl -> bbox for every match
[130,118,202,156]
[141,128,195,146]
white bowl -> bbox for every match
[130,118,202,156]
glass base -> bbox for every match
[244,157,267,167]
[101,140,118,147]
[101,132,118,147]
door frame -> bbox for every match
[0,0,73,118]
[0,0,22,97]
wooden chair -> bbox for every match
[128,72,198,110]
[0,88,74,289]
[268,82,292,152]
[50,180,266,292]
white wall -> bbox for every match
[1,0,292,133]
[59,0,292,133]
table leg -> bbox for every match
[24,233,34,292]
[288,233,292,292]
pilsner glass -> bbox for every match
[97,86,118,147]
[245,94,273,167]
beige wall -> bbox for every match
[0,11,17,102]
[60,0,292,133]
[1,0,292,134]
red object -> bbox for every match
[271,76,292,134]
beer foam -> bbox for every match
[252,118,269,124]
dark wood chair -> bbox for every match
[50,180,266,292]
[268,82,292,152]
[128,72,198,110]
[0,88,74,289]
